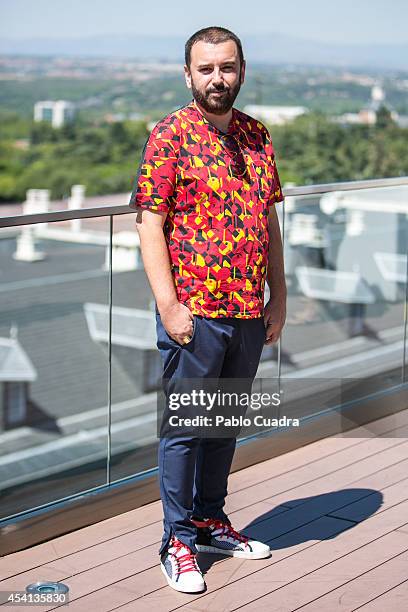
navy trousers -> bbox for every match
[155,308,266,555]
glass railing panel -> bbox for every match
[108,186,408,456]
[0,216,110,520]
[403,240,408,383]
[109,212,158,483]
[277,184,407,427]
[2,179,406,517]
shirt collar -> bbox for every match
[187,99,239,137]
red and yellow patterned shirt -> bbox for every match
[129,100,284,318]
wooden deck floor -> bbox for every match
[1,410,408,611]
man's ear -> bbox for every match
[240,59,246,85]
[184,65,192,90]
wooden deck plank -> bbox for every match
[232,457,408,536]
[62,516,352,612]
[224,440,408,529]
[226,418,396,493]
[0,542,161,612]
[229,468,408,549]
[356,579,408,611]
[328,474,408,523]
[229,404,408,495]
[2,438,406,592]
[87,486,408,612]
[60,465,408,610]
[0,440,404,584]
[223,438,408,515]
[0,504,352,607]
[0,410,407,611]
[237,533,408,612]
[108,533,408,612]
[295,550,408,611]
[1,410,405,579]
[1,472,375,609]
[226,444,408,528]
[75,457,408,612]
[230,414,408,501]
[155,499,408,611]
[0,501,163,579]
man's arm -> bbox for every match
[130,116,193,344]
[264,204,287,344]
[135,207,193,345]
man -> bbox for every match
[129,26,286,594]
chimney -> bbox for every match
[13,189,49,262]
[68,184,85,233]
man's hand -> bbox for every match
[160,302,194,346]
[264,204,286,344]
[263,294,286,345]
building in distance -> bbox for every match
[34,100,76,128]
[243,104,307,125]
[335,83,400,126]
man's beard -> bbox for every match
[191,74,242,115]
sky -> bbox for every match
[1,0,408,46]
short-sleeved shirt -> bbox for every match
[129,99,284,319]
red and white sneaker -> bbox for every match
[191,517,270,559]
[160,535,205,593]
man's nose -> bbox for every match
[212,68,224,84]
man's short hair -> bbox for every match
[185,26,244,70]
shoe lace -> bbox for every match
[207,519,249,544]
[170,538,201,575]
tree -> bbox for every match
[375,105,395,130]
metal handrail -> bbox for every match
[1,176,407,228]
